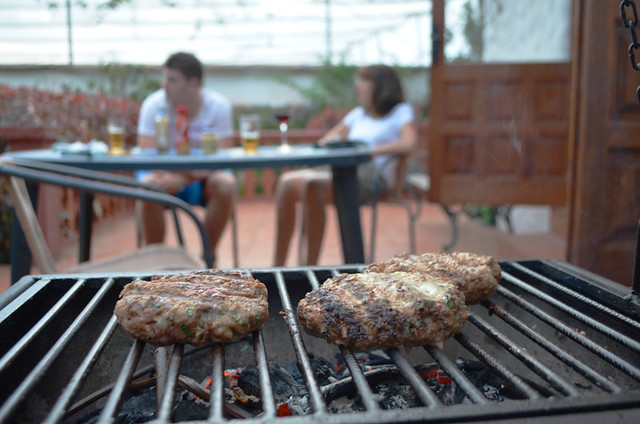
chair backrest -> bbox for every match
[384,152,412,200]
[0,158,215,272]
[4,174,58,274]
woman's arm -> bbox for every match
[371,121,417,156]
[318,121,350,145]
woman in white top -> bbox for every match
[274,64,417,266]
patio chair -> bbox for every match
[0,158,213,274]
[404,150,461,252]
[365,152,423,262]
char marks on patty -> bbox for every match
[297,271,470,351]
[114,270,268,346]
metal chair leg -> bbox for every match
[369,201,378,263]
[440,205,459,252]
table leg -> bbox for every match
[332,165,365,264]
[78,192,93,262]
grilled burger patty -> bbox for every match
[114,270,268,346]
[297,271,470,351]
[366,252,501,304]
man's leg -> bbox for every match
[137,172,167,245]
[203,171,236,257]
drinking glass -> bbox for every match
[239,114,260,155]
[201,132,217,154]
[276,113,290,151]
[107,117,126,155]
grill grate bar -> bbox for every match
[339,345,382,411]
[208,343,225,421]
[484,300,621,393]
[97,339,144,424]
[254,330,277,418]
[274,270,327,414]
[44,315,120,424]
[502,269,640,353]
[497,283,640,381]
[157,343,184,422]
[306,269,322,290]
[387,348,442,408]
[454,333,542,400]
[469,313,579,397]
[0,277,115,423]
[154,347,170,411]
[424,345,488,404]
[509,262,640,333]
[0,277,84,374]
[0,276,49,323]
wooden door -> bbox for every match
[429,1,571,208]
[568,0,640,285]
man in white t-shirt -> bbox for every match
[137,52,235,263]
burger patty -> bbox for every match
[296,271,470,351]
[366,252,501,304]
[114,270,268,346]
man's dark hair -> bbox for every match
[164,52,203,84]
[358,64,405,117]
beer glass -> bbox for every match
[239,114,260,155]
[190,124,217,155]
[107,117,126,155]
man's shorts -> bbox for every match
[137,170,206,207]
[175,180,206,206]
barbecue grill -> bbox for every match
[1,259,639,423]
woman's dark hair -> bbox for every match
[164,52,203,84]
[359,64,405,117]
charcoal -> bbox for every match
[237,363,306,403]
[68,387,209,424]
[285,355,334,386]
[453,358,505,403]
[375,384,421,410]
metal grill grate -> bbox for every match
[0,260,639,423]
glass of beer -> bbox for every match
[107,117,126,155]
[239,114,260,155]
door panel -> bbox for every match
[430,0,640,285]
[430,12,571,207]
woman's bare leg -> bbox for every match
[301,172,332,265]
[273,170,309,266]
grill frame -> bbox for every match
[0,259,639,424]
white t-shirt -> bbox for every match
[343,102,414,188]
[137,88,233,152]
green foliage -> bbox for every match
[448,0,485,64]
[466,205,498,226]
[462,0,485,62]
[271,62,358,116]
[101,62,161,103]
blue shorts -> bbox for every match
[137,170,206,207]
[175,180,205,206]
